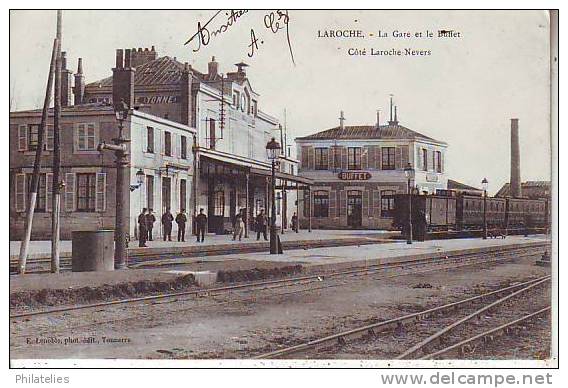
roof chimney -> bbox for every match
[73,58,85,105]
[113,48,135,108]
[388,94,398,125]
[60,52,73,107]
[339,111,345,130]
[510,118,522,198]
[130,46,158,67]
[208,56,219,79]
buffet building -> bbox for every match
[296,109,448,230]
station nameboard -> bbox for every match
[338,171,372,181]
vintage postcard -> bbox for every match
[8,8,557,374]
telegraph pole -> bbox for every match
[51,10,63,273]
[18,39,58,274]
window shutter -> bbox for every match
[341,147,348,170]
[46,173,53,212]
[400,145,409,168]
[440,152,445,173]
[95,172,106,212]
[376,147,382,169]
[363,189,370,217]
[18,125,27,151]
[417,148,423,170]
[143,127,148,153]
[372,190,381,218]
[339,190,347,216]
[65,172,76,211]
[160,130,165,155]
[395,146,402,169]
[362,147,369,170]
[45,125,54,151]
[15,173,26,212]
[301,146,309,169]
[329,190,336,218]
[308,147,315,170]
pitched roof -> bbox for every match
[296,124,446,144]
[10,102,115,115]
[86,56,201,88]
[447,179,481,191]
[495,181,551,199]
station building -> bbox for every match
[10,47,308,240]
[296,109,448,230]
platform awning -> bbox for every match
[250,167,313,186]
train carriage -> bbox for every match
[393,194,456,232]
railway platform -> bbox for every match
[9,229,394,261]
[10,235,551,294]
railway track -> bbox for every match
[254,275,551,359]
[10,245,545,319]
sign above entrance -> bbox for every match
[338,171,372,181]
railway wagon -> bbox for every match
[505,197,548,228]
[456,195,507,230]
[393,194,456,232]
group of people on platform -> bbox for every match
[137,208,188,247]
[136,207,299,247]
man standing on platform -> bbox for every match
[176,209,188,242]
[195,208,208,243]
[146,208,156,241]
[161,207,174,241]
[138,208,148,247]
[256,208,268,241]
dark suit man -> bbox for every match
[195,208,208,243]
[145,209,156,241]
[138,208,148,247]
[256,209,268,241]
[161,208,174,241]
[175,209,188,242]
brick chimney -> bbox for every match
[208,56,219,79]
[180,62,193,127]
[112,49,136,108]
[73,58,85,105]
[60,52,73,107]
[131,46,157,68]
[510,118,522,198]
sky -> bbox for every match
[9,10,552,194]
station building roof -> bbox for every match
[296,123,446,145]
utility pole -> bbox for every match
[51,10,63,273]
[18,39,58,274]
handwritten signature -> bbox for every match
[184,10,295,65]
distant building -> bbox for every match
[296,107,448,230]
[495,181,551,200]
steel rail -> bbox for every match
[419,306,551,360]
[396,277,551,359]
[253,275,551,359]
[10,249,543,344]
[10,246,543,319]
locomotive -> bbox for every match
[392,189,550,239]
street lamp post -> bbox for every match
[482,177,488,240]
[404,163,415,245]
[98,100,130,269]
[266,137,281,254]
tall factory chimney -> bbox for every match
[510,118,522,198]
